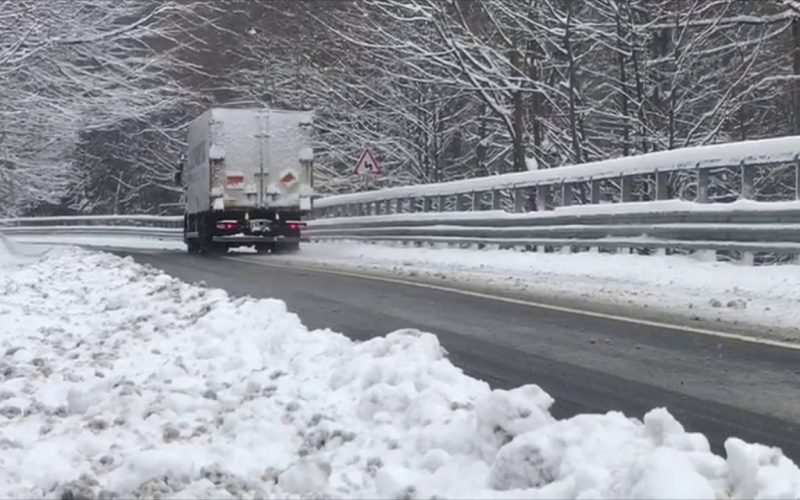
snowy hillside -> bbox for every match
[0,241,799,499]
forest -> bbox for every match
[2,0,799,216]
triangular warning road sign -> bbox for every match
[353,149,382,175]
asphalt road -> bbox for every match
[119,249,800,461]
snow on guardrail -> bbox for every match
[315,136,800,208]
[307,200,800,228]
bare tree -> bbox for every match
[0,0,208,216]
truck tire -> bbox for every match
[186,240,200,254]
[274,242,300,254]
[210,243,229,255]
[255,243,274,254]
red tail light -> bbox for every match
[215,220,239,231]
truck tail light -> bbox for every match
[215,220,238,231]
[287,221,306,232]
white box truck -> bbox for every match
[180,104,314,254]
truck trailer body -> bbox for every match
[183,105,314,253]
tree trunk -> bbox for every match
[476,104,487,174]
[616,5,630,156]
[509,48,527,172]
[565,0,582,163]
[792,16,800,134]
[527,6,543,167]
[625,0,649,153]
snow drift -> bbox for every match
[0,244,798,499]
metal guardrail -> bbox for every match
[0,225,183,240]
[313,136,800,219]
[0,215,183,241]
[305,202,800,263]
[0,215,183,227]
[1,205,799,264]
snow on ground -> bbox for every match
[8,231,800,340]
[263,241,800,342]
[8,230,800,341]
[1,242,800,499]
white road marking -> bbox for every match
[227,255,800,352]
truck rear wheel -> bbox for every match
[210,243,229,255]
[255,243,274,254]
[274,242,300,254]
[186,240,200,254]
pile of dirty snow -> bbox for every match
[0,245,798,499]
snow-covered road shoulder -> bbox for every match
[0,244,798,499]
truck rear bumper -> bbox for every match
[211,235,307,244]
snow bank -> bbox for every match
[1,245,799,499]
[0,235,51,269]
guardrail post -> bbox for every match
[437,195,445,212]
[395,198,404,214]
[740,161,755,200]
[620,175,634,202]
[535,185,548,211]
[590,178,600,204]
[513,188,527,212]
[492,190,502,210]
[696,164,709,203]
[457,193,469,211]
[655,171,669,200]
[423,196,433,212]
[472,192,481,211]
[561,182,572,206]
